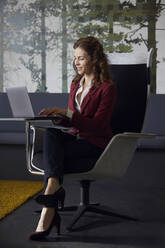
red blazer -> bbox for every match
[61,81,117,148]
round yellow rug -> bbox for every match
[0,180,43,220]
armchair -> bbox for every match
[26,123,154,230]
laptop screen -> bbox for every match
[6,86,35,118]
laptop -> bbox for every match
[6,86,66,120]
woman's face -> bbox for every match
[74,47,92,75]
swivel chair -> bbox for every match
[26,125,154,230]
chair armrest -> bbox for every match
[26,115,69,121]
[31,124,71,130]
[123,132,156,138]
[25,118,72,131]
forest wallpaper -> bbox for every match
[0,0,164,93]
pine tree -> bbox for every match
[0,0,18,91]
[121,0,164,92]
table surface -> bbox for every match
[0,117,53,121]
[0,118,25,121]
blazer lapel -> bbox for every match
[70,83,80,111]
[80,86,97,113]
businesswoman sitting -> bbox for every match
[29,36,117,240]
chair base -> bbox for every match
[65,204,137,231]
[61,180,137,231]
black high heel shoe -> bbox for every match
[35,187,65,210]
[29,210,61,241]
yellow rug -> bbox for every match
[0,180,43,220]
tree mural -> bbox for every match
[13,0,80,92]
[120,0,164,92]
[71,0,164,92]
[17,0,60,92]
[0,0,19,91]
[0,1,5,91]
[71,0,133,53]
[0,0,164,93]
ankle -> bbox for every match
[45,177,60,195]
[45,184,62,195]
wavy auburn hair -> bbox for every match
[72,36,112,86]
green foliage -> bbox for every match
[115,43,133,53]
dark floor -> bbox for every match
[1,179,165,248]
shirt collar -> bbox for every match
[79,76,85,87]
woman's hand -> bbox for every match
[39,107,67,117]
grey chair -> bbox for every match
[25,121,154,231]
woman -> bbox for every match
[29,36,117,240]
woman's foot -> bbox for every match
[35,187,65,209]
[36,207,55,232]
[29,207,61,240]
[36,177,65,210]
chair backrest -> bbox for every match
[108,49,153,135]
[138,93,165,149]
[110,64,148,134]
[141,94,165,135]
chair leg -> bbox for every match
[66,180,95,231]
[61,179,97,212]
[66,205,87,231]
[87,205,137,221]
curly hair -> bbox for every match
[72,36,112,86]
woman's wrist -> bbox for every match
[66,109,73,119]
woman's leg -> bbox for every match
[43,128,76,187]
[42,128,103,187]
[63,138,104,174]
[44,177,60,195]
[35,207,55,232]
[35,128,76,233]
[35,129,103,233]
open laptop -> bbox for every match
[6,86,66,120]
